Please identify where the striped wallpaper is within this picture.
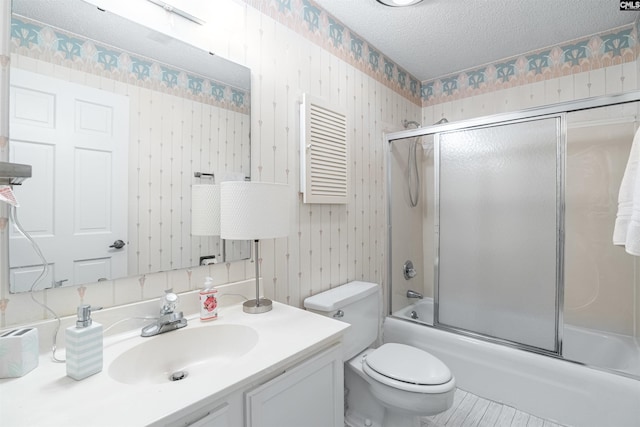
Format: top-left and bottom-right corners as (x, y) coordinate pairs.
(0, 0), (638, 329)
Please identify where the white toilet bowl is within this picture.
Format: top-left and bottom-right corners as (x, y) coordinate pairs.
(346, 343), (455, 427)
(303, 282), (456, 427)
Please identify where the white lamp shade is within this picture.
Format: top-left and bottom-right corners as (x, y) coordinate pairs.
(191, 184), (221, 236)
(220, 182), (289, 240)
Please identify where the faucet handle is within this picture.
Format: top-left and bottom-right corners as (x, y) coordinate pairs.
(160, 289), (179, 314)
(403, 260), (417, 280)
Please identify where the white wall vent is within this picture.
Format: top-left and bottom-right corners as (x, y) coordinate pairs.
(300, 93), (349, 204)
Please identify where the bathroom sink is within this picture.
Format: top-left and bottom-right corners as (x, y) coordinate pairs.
(108, 324), (259, 384)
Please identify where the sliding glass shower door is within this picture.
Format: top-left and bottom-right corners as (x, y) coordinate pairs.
(435, 117), (563, 353)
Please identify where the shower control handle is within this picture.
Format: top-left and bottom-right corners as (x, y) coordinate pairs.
(403, 260), (417, 280)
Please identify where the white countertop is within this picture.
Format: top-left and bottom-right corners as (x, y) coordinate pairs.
(0, 302), (348, 426)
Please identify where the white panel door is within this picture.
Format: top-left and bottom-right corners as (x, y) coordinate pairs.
(9, 69), (129, 291)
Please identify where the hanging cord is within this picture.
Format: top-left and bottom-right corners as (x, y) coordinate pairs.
(9, 206), (65, 363)
(408, 137), (420, 207)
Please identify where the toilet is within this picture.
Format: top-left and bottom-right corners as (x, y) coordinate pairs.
(304, 281), (455, 427)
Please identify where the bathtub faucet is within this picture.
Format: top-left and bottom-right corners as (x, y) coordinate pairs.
(406, 290), (423, 299)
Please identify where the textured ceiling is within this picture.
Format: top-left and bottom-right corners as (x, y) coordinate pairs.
(313, 0), (639, 82)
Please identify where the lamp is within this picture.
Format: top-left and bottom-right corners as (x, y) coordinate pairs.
(220, 181), (289, 313)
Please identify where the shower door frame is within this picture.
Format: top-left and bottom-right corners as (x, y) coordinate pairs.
(385, 90), (640, 358)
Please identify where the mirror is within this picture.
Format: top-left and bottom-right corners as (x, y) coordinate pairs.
(8, 0), (251, 293)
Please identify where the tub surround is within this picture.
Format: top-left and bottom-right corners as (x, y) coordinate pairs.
(0, 289), (348, 426)
(393, 298), (640, 377)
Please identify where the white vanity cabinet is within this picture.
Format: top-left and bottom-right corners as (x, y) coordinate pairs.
(1, 301), (349, 426)
(245, 344), (344, 427)
(158, 343), (343, 427)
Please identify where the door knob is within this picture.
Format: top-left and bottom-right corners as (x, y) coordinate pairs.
(109, 239), (126, 249)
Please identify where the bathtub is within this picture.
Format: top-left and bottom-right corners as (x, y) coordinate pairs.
(386, 299), (640, 427)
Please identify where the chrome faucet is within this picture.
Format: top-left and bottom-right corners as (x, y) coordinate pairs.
(406, 289), (423, 299)
(141, 289), (188, 337)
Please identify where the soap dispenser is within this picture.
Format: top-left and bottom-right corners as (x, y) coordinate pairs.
(199, 277), (218, 321)
(65, 304), (103, 380)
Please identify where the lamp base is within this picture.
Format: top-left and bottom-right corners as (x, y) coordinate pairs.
(243, 298), (273, 314)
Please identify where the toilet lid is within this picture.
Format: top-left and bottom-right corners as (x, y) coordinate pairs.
(365, 343), (452, 385)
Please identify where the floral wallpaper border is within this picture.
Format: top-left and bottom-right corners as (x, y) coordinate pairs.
(13, 3), (636, 112)
(10, 16), (250, 114)
(240, 1), (639, 109)
(420, 24), (639, 106)
(241, 0), (423, 105)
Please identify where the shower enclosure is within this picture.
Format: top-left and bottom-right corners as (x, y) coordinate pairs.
(387, 92), (640, 378)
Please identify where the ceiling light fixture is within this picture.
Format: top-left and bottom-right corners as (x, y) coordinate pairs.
(376, 0), (424, 6)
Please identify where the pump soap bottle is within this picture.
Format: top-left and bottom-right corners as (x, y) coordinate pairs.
(199, 277), (218, 321)
(66, 304), (103, 380)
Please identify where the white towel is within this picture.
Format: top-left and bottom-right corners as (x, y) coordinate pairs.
(613, 127), (640, 255)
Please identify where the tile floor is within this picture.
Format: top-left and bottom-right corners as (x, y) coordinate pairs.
(422, 389), (565, 427)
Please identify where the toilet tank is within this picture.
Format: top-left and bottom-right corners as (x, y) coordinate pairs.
(304, 281), (379, 360)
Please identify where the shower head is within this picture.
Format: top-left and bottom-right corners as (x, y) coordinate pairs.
(403, 120), (421, 129)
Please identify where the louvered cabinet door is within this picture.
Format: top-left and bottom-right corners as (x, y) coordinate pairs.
(300, 94), (349, 204)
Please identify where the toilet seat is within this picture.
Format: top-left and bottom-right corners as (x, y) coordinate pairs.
(363, 343), (454, 394)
